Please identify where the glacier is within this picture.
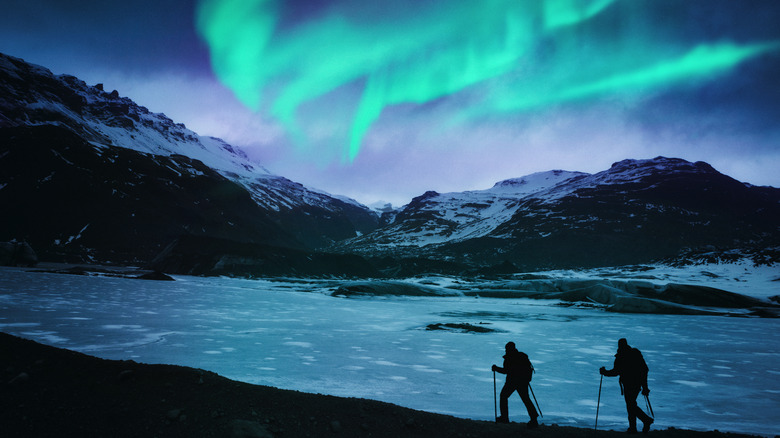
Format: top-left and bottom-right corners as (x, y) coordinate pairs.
(0, 265), (778, 436)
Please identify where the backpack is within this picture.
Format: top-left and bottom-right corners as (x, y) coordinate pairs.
(624, 347), (648, 381)
(517, 351), (534, 382)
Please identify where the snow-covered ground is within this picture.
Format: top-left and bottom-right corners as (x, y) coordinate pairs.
(510, 262), (780, 300)
(1, 265), (778, 436)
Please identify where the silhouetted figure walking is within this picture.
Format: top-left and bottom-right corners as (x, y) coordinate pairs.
(600, 338), (654, 434)
(492, 342), (538, 428)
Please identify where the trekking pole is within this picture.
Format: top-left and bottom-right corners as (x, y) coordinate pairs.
(493, 370), (497, 420)
(595, 374), (603, 430)
(645, 394), (654, 418)
(529, 383), (543, 418)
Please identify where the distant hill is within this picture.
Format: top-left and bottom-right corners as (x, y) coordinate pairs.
(335, 157), (780, 271)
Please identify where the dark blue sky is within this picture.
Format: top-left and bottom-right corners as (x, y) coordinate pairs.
(2, 0), (779, 206)
(1, 1), (207, 74)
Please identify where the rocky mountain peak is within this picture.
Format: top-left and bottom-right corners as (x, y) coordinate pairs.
(1, 52), (380, 262)
(606, 156), (720, 180)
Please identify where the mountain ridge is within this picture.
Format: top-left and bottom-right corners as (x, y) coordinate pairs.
(336, 156), (779, 270)
(0, 52), (379, 261)
(0, 52), (374, 212)
(1, 52), (777, 273)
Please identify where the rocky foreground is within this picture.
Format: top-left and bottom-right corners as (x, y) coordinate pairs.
(1, 333), (766, 438)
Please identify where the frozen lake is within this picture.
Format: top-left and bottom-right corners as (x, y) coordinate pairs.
(1, 266), (779, 436)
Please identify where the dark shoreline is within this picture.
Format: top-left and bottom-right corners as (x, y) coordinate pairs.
(1, 332), (766, 438)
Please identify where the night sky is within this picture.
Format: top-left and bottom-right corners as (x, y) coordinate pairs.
(2, 0), (779, 206)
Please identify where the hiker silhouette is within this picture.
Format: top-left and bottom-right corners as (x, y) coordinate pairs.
(600, 338), (654, 434)
(492, 341), (539, 428)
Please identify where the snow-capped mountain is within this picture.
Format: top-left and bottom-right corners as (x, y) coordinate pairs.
(0, 52), (377, 263)
(338, 157), (779, 270)
(348, 170), (586, 247)
(0, 53), (368, 213)
(2, 52), (777, 272)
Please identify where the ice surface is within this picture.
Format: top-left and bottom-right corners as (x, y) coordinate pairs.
(1, 266), (778, 436)
(524, 263), (779, 300)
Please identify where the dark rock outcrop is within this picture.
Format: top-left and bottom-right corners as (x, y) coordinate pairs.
(0, 125), (299, 264)
(0, 241), (38, 266)
(149, 235), (380, 278)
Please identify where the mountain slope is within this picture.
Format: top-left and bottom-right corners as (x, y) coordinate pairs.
(2, 52), (776, 273)
(0, 52), (378, 262)
(1, 124), (298, 262)
(350, 170), (586, 247)
(338, 157), (780, 270)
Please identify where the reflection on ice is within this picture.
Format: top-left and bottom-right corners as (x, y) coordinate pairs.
(341, 365), (364, 371)
(575, 346), (612, 356)
(411, 365), (442, 373)
(576, 399), (599, 407)
(0, 322), (40, 328)
(283, 341), (313, 348)
(19, 330), (68, 344)
(673, 380), (709, 388)
(0, 267), (779, 436)
(703, 410), (740, 417)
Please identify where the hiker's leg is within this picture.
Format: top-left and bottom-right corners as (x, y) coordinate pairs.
(499, 384), (513, 419)
(518, 384), (538, 419)
(624, 385), (640, 429)
(632, 393), (652, 425)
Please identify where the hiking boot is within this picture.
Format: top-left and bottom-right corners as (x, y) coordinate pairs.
(626, 426), (638, 434)
(527, 418), (539, 429)
(642, 418), (654, 433)
(495, 416), (509, 423)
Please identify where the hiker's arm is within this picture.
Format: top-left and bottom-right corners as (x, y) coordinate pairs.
(492, 364), (506, 374)
(600, 360), (620, 377)
(599, 366), (617, 376)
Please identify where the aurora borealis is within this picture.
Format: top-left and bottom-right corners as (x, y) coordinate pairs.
(2, 0), (779, 206)
(196, 0), (780, 162)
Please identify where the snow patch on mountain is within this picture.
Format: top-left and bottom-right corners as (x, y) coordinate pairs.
(0, 52), (368, 213)
(527, 261), (780, 300)
(345, 170), (587, 248)
(339, 156), (779, 264)
(490, 169), (588, 195)
(529, 157), (720, 202)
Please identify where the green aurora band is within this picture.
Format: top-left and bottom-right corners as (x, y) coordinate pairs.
(196, 0), (779, 162)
